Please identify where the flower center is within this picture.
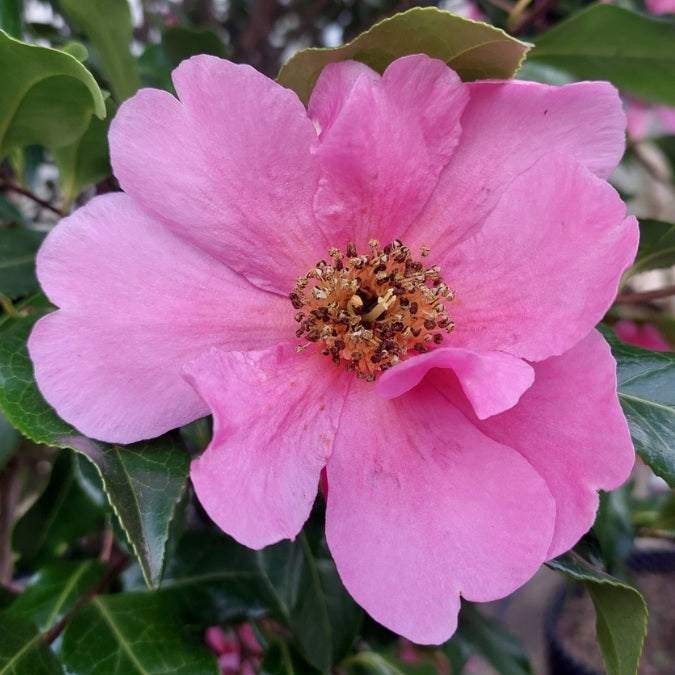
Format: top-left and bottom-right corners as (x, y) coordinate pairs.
(290, 239), (455, 380)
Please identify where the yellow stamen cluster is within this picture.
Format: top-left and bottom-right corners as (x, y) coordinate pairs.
(290, 239), (455, 380)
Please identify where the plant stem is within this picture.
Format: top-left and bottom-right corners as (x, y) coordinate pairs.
(44, 553), (130, 645)
(615, 285), (675, 304)
(0, 181), (62, 216)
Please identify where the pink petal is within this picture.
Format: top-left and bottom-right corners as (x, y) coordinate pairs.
(110, 55), (326, 294)
(325, 383), (555, 644)
(28, 193), (289, 443)
(187, 344), (347, 549)
(646, 0), (675, 14)
(376, 347), (534, 419)
(614, 320), (671, 352)
(442, 154), (638, 361)
(308, 55), (468, 250)
(470, 331), (635, 559)
(406, 78), (626, 251)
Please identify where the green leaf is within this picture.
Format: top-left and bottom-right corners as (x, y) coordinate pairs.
(12, 451), (104, 566)
(148, 530), (270, 624)
(628, 219), (675, 277)
(147, 527), (361, 669)
(0, 194), (30, 226)
(0, 0), (22, 39)
(60, 0), (141, 102)
(257, 532), (363, 671)
(594, 487), (634, 575)
(260, 640), (313, 675)
(61, 41), (89, 63)
(6, 560), (106, 632)
(0, 611), (64, 675)
(277, 7), (528, 105)
(0, 31), (105, 158)
(0, 309), (190, 587)
(0, 410), (21, 470)
(0, 228), (44, 299)
(342, 651), (437, 675)
(529, 5), (675, 106)
(162, 26), (227, 68)
(548, 551), (647, 675)
(52, 98), (114, 208)
(600, 326), (675, 487)
(453, 603), (533, 675)
(60, 593), (219, 675)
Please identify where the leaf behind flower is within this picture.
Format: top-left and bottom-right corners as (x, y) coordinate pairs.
(278, 7), (528, 105)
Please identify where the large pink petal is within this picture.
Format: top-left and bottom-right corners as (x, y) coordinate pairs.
(325, 382), (555, 644)
(406, 78), (626, 251)
(28, 193), (289, 443)
(308, 55), (468, 250)
(442, 154), (638, 361)
(376, 347), (534, 419)
(110, 55), (325, 294)
(187, 344), (348, 549)
(469, 331), (635, 559)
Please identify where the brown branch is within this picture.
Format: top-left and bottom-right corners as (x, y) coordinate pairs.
(0, 181), (62, 216)
(615, 284), (675, 304)
(44, 553), (130, 645)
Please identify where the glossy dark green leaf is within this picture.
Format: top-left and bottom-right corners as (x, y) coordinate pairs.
(0, 31), (105, 158)
(52, 98), (114, 209)
(257, 532), (362, 671)
(628, 219), (675, 277)
(6, 560), (106, 631)
(548, 551), (647, 675)
(0, 587), (17, 611)
(60, 593), (219, 675)
(0, 228), (44, 299)
(453, 602), (533, 675)
(278, 7), (528, 105)
(600, 326), (675, 487)
(0, 309), (190, 587)
(138, 26), (228, 93)
(0, 0), (22, 39)
(529, 5), (675, 105)
(162, 26), (227, 67)
(138, 43), (173, 91)
(148, 529), (270, 625)
(594, 487), (634, 576)
(260, 640), (313, 675)
(0, 194), (30, 226)
(0, 611), (63, 675)
(12, 451), (103, 566)
(342, 651), (437, 675)
(0, 410), (21, 470)
(441, 632), (472, 675)
(144, 526), (361, 669)
(60, 0), (141, 102)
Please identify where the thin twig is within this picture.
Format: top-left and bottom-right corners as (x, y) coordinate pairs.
(44, 553), (130, 645)
(0, 181), (62, 216)
(615, 284), (675, 304)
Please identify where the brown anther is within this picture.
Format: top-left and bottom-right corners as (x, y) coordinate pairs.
(290, 240), (455, 380)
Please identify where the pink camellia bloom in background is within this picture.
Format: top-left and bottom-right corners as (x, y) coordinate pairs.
(626, 98), (675, 140)
(205, 625), (261, 675)
(646, 0), (675, 14)
(614, 320), (671, 351)
(28, 53), (638, 643)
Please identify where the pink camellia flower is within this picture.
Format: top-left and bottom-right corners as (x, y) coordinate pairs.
(646, 0), (675, 14)
(28, 53), (638, 643)
(614, 320), (671, 351)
